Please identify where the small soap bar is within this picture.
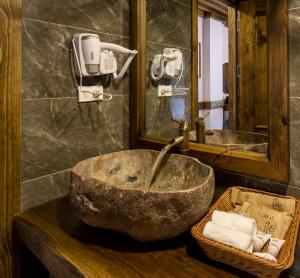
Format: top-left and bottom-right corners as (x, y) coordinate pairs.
(253, 231), (271, 252)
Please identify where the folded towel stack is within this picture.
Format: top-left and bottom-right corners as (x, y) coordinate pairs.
(203, 210), (257, 252)
(212, 210), (257, 237)
(203, 221), (254, 252)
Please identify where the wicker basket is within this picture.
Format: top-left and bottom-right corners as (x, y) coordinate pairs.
(191, 186), (300, 278)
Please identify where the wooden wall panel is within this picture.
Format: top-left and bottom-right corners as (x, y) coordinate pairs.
(0, 0), (21, 277)
(129, 0), (147, 146)
(254, 14), (268, 132)
(238, 0), (268, 134)
(238, 0), (255, 132)
(192, 0), (199, 128)
(268, 0), (289, 181)
(228, 6), (237, 130)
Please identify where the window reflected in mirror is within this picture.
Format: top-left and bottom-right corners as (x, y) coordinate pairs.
(193, 0), (268, 154)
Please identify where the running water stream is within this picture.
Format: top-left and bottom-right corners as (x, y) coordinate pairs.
(145, 139), (179, 189)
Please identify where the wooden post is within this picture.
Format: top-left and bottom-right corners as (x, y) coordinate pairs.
(191, 0), (199, 128)
(0, 0), (21, 276)
(129, 0), (147, 147)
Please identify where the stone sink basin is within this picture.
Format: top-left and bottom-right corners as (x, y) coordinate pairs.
(190, 129), (268, 154)
(69, 149), (214, 242)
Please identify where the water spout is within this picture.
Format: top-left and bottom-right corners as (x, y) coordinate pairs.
(146, 137), (184, 189)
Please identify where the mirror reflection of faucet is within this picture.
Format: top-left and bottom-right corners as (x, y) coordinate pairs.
(171, 118), (189, 153)
(195, 112), (210, 144)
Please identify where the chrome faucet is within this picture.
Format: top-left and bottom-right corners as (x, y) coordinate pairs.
(171, 119), (189, 153)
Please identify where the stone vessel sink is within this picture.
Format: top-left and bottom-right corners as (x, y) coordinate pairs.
(69, 149), (214, 242)
(190, 129), (268, 154)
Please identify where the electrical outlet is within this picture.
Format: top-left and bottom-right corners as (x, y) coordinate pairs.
(78, 86), (104, 103)
(158, 85), (172, 97)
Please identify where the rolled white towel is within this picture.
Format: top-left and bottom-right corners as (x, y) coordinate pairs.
(212, 210), (257, 237)
(203, 221), (253, 252)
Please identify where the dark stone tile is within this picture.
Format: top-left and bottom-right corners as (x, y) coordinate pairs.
(289, 0), (300, 9)
(214, 169), (289, 195)
(289, 9), (300, 97)
(215, 169), (247, 188)
(242, 176), (289, 195)
(146, 94), (179, 139)
(290, 98), (300, 162)
(283, 231), (300, 278)
(174, 0), (191, 7)
(146, 0), (191, 48)
(21, 96), (129, 181)
(22, 19), (129, 99)
(287, 185), (300, 198)
(21, 170), (70, 210)
(212, 183), (231, 203)
(145, 93), (192, 139)
(290, 160), (300, 189)
(23, 0), (129, 37)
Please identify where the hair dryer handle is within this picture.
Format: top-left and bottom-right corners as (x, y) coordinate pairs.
(99, 42), (137, 55)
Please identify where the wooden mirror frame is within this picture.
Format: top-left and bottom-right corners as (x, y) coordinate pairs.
(130, 0), (289, 183)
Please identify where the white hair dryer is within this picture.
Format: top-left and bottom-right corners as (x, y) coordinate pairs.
(72, 33), (137, 102)
(150, 48), (183, 81)
(73, 33), (137, 79)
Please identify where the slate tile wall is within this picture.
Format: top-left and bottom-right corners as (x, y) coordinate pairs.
(288, 1), (300, 202)
(21, 0), (130, 210)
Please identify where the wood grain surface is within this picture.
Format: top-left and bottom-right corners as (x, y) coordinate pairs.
(192, 0), (199, 129)
(14, 197), (255, 278)
(0, 0), (21, 277)
(268, 0), (289, 182)
(129, 0), (147, 147)
(228, 5), (237, 130)
(238, 0), (255, 132)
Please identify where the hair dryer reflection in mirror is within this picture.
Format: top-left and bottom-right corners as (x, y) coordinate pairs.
(150, 48), (189, 98)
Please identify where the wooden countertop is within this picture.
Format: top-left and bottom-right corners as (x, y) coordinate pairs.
(14, 197), (254, 278)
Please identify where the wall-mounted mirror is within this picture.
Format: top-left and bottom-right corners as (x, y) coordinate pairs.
(130, 0), (288, 182)
(145, 0), (269, 155)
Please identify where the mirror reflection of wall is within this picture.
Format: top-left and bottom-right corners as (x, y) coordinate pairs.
(238, 0), (268, 134)
(198, 13), (229, 130)
(145, 0), (192, 140)
(197, 0), (268, 134)
(193, 0), (268, 154)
